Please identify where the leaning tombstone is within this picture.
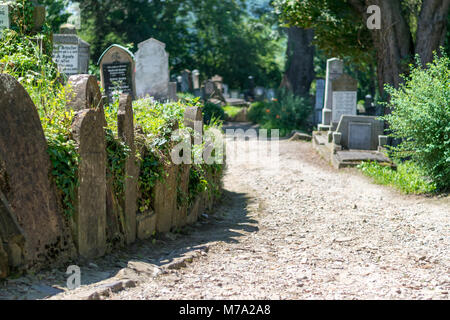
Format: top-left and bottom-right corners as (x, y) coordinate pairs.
(98, 44), (136, 101)
(117, 94), (139, 245)
(0, 74), (75, 271)
(53, 24), (90, 77)
(71, 109), (107, 259)
(319, 58), (344, 131)
(135, 38), (170, 100)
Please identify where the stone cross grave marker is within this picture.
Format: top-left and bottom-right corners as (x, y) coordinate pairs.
(135, 38), (169, 100)
(331, 73), (357, 124)
(321, 58), (344, 128)
(98, 44), (136, 101)
(53, 24), (90, 76)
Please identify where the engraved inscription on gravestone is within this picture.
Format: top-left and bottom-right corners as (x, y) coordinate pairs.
(332, 91), (357, 123)
(99, 45), (136, 100)
(102, 62), (133, 98)
(53, 44), (79, 75)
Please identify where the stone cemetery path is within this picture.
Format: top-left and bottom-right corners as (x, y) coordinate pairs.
(1, 123), (449, 300)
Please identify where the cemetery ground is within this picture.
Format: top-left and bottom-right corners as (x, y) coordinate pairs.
(1, 123), (448, 300)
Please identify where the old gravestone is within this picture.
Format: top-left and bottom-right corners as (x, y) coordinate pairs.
(168, 82), (178, 102)
(319, 58), (344, 130)
(66, 74), (104, 112)
(331, 74), (357, 126)
(0, 74), (75, 269)
(212, 75), (223, 93)
(181, 69), (192, 93)
(53, 24), (90, 76)
(98, 44), (136, 101)
(192, 70), (201, 97)
(71, 109), (107, 259)
(314, 79), (325, 125)
(0, 3), (9, 34)
(135, 38), (169, 100)
(117, 94), (139, 245)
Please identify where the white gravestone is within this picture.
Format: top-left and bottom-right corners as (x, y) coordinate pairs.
(0, 4), (9, 33)
(332, 91), (357, 122)
(330, 74), (358, 125)
(135, 38), (169, 100)
(320, 58), (344, 129)
(53, 44), (79, 75)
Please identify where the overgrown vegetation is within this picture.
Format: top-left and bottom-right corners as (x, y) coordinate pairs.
(382, 53), (450, 191)
(248, 89), (312, 136)
(358, 161), (437, 194)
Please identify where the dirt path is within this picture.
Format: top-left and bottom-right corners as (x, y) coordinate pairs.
(1, 123), (449, 300)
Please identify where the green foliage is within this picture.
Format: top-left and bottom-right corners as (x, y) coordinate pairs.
(203, 102), (226, 124)
(358, 161), (437, 194)
(105, 128), (130, 202)
(0, 3), (79, 216)
(273, 0), (374, 66)
(78, 0), (285, 89)
(382, 53), (450, 190)
(248, 89), (313, 136)
(223, 106), (242, 118)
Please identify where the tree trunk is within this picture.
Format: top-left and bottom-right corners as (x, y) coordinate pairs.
(415, 0), (450, 65)
(280, 27), (315, 96)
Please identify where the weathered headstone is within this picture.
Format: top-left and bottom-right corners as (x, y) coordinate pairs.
(168, 82), (178, 101)
(98, 44), (136, 101)
(135, 38), (169, 100)
(53, 24), (90, 76)
(266, 89), (275, 100)
(66, 74), (104, 112)
(181, 70), (192, 93)
(117, 94), (138, 245)
(184, 106), (204, 146)
(203, 80), (215, 98)
(314, 79), (325, 125)
(319, 58), (344, 130)
(0, 74), (75, 269)
(0, 3), (10, 34)
(230, 90), (239, 99)
(212, 75), (223, 92)
(331, 74), (357, 125)
(71, 109), (107, 259)
(222, 84), (230, 98)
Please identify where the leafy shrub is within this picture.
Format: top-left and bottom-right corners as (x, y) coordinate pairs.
(202, 102), (225, 124)
(383, 53), (450, 190)
(358, 161), (437, 194)
(247, 89), (312, 136)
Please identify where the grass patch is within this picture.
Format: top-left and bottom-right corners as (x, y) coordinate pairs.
(358, 161), (437, 194)
(223, 106), (243, 118)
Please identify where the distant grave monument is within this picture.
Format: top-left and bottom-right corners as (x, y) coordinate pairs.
(53, 24), (90, 76)
(98, 44), (136, 101)
(181, 70), (192, 93)
(319, 58), (344, 130)
(314, 79), (325, 125)
(135, 38), (169, 100)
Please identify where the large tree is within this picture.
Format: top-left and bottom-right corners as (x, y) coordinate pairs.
(280, 27), (315, 96)
(275, 0), (450, 97)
